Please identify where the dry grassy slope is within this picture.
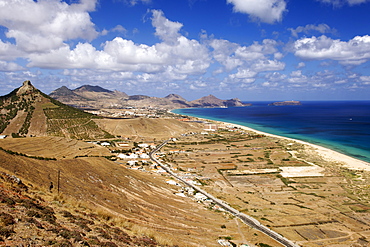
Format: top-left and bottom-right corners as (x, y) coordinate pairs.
(94, 118), (204, 139)
(0, 149), (244, 246)
(0, 172), (165, 246)
(2, 110), (27, 135)
(27, 95), (49, 136)
(0, 136), (111, 159)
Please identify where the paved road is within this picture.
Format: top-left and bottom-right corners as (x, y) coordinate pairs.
(149, 139), (300, 247)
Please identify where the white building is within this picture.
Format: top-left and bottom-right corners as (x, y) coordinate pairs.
(138, 143), (149, 148)
(117, 153), (139, 159)
(194, 192), (208, 201)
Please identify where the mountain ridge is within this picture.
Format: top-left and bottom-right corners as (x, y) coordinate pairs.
(50, 85), (250, 109)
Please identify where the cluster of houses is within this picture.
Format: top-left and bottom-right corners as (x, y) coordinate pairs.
(85, 108), (160, 118)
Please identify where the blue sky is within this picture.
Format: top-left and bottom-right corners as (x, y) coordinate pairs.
(1, 0), (370, 101)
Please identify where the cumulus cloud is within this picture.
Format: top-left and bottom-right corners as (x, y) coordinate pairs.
(124, 0), (152, 6)
(293, 35), (370, 65)
(297, 62), (306, 68)
(210, 38), (282, 69)
(0, 0), (98, 53)
(152, 9), (183, 44)
(265, 72), (287, 82)
(209, 37), (285, 86)
(317, 0), (370, 6)
(359, 75), (370, 85)
(0, 61), (24, 72)
(27, 9), (211, 87)
(227, 0), (287, 24)
(288, 24), (336, 37)
(287, 70), (308, 84)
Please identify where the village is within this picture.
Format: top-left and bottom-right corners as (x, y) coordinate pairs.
(90, 121), (249, 215)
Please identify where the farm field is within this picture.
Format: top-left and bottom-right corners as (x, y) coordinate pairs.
(161, 128), (370, 246)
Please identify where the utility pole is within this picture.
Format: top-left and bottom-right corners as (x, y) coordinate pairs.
(57, 170), (60, 194)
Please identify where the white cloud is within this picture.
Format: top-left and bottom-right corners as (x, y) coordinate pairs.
(27, 10), (210, 77)
(252, 59), (285, 72)
(317, 0), (370, 6)
(227, 0), (287, 24)
(274, 52), (283, 60)
(152, 9), (183, 44)
(210, 38), (284, 82)
(293, 35), (370, 65)
(265, 72), (287, 82)
(0, 0), (98, 53)
(0, 40), (23, 60)
(297, 62), (306, 68)
(359, 75), (370, 84)
(111, 25), (128, 34)
(0, 61), (24, 72)
(288, 24), (336, 37)
(262, 81), (278, 87)
(230, 68), (258, 79)
(125, 0), (152, 6)
(335, 79), (348, 84)
(313, 82), (327, 88)
(235, 39), (278, 60)
(209, 39), (243, 71)
(287, 70), (308, 84)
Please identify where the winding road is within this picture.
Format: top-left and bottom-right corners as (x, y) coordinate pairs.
(149, 139), (300, 247)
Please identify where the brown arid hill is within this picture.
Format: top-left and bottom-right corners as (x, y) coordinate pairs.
(189, 95), (249, 108)
(0, 81), (113, 139)
(94, 118), (204, 141)
(50, 85), (250, 110)
(0, 144), (282, 246)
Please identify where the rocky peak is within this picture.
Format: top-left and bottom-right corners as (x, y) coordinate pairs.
(17, 80), (37, 96)
(165, 94), (187, 101)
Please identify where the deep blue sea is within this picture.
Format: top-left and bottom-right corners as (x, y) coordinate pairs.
(173, 101), (370, 163)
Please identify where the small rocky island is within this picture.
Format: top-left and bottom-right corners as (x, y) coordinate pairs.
(269, 100), (302, 106)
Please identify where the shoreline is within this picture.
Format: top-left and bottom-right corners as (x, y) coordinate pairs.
(172, 110), (370, 172)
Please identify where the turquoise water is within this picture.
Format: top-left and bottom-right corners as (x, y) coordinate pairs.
(173, 101), (370, 163)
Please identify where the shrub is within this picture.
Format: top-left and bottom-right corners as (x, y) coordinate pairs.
(0, 226), (14, 238)
(0, 213), (15, 226)
(101, 242), (118, 247)
(54, 240), (73, 247)
(26, 217), (44, 229)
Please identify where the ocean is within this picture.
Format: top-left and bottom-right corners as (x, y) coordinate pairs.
(173, 101), (370, 163)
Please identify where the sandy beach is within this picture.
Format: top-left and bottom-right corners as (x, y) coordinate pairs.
(181, 113), (370, 172)
(225, 121), (370, 172)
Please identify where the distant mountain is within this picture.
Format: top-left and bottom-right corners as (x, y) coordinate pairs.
(190, 94), (224, 107)
(74, 85), (113, 93)
(0, 81), (113, 139)
(50, 85), (129, 109)
(50, 85), (250, 109)
(164, 93), (187, 101)
(49, 86), (88, 102)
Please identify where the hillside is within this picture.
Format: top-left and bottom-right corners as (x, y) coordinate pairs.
(0, 81), (113, 139)
(0, 144), (262, 246)
(94, 118), (204, 140)
(50, 85), (249, 110)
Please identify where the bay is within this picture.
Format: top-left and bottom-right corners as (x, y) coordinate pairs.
(173, 101), (370, 163)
